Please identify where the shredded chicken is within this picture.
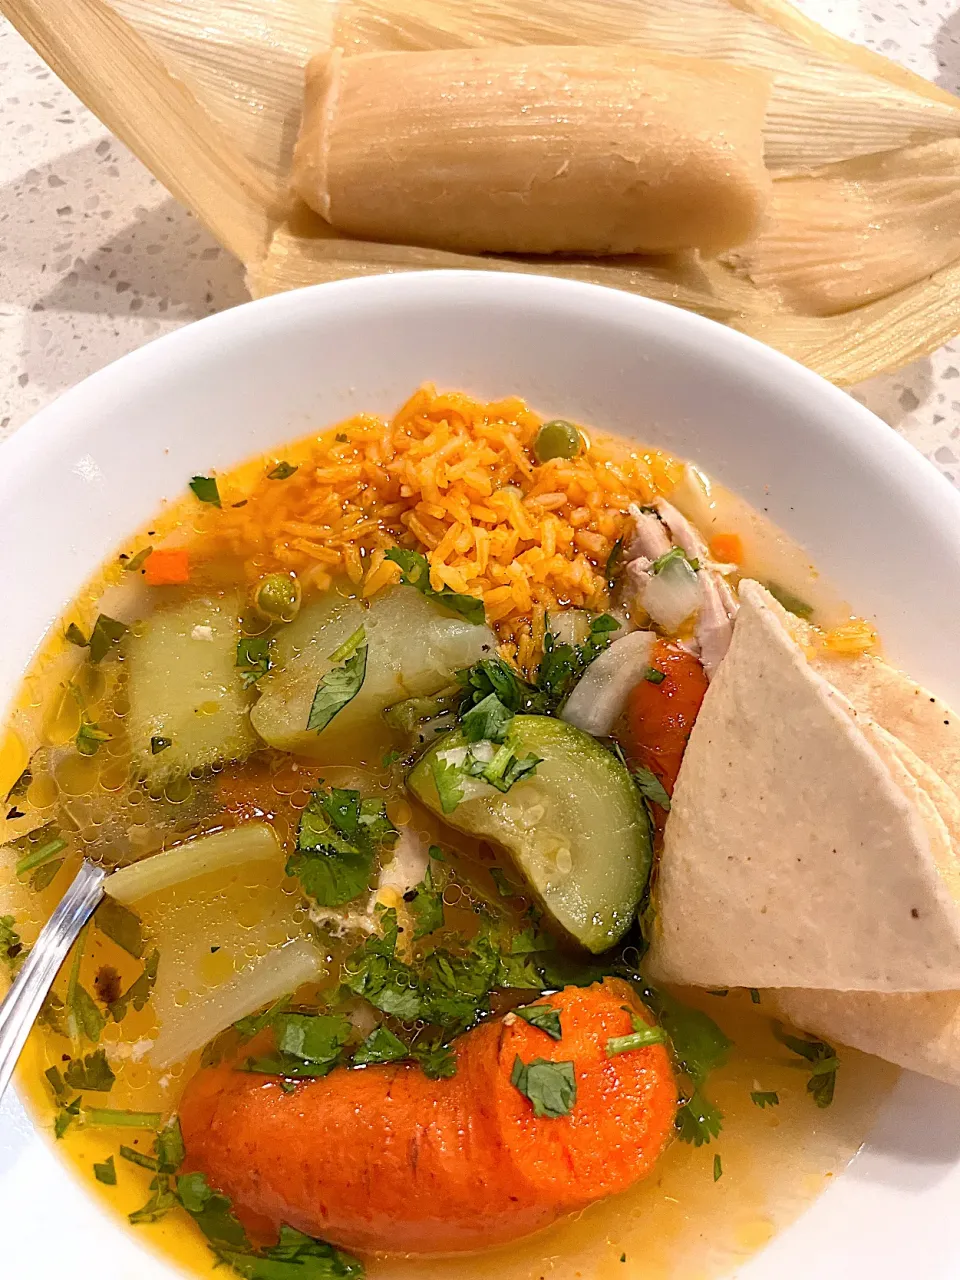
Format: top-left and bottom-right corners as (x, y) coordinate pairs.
(625, 503), (672, 561)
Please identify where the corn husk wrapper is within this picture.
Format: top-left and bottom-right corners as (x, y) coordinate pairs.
(7, 0), (960, 383)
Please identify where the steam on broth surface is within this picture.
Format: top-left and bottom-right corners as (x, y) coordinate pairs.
(0, 388), (895, 1280)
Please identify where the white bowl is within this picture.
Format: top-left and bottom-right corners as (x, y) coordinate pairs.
(3, 271), (960, 1278)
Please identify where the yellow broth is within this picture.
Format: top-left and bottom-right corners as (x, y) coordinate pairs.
(0, 393), (894, 1280)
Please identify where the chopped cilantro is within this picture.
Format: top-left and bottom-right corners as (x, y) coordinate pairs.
(0, 914), (23, 968)
(413, 1040), (457, 1080)
(31, 858), (64, 892)
(751, 1090), (780, 1109)
(630, 766), (672, 812)
(461, 692), (514, 745)
(429, 754), (464, 814)
(605, 535), (624, 584)
(644, 667), (666, 685)
(109, 950), (159, 1022)
(88, 614), (128, 664)
(65, 622), (88, 647)
(120, 1144), (162, 1172)
(510, 1056), (576, 1118)
(288, 785), (396, 908)
(95, 898), (143, 958)
(606, 1017), (667, 1057)
(267, 462), (298, 480)
(129, 1182), (178, 1225)
(76, 718), (112, 756)
(341, 910), (423, 1022)
(773, 1024), (839, 1107)
(236, 635), (273, 688)
(490, 867), (519, 898)
(479, 744), (542, 793)
(385, 547), (485, 625)
(352, 1026), (407, 1067)
(535, 614), (618, 709)
(749, 988), (761, 1004)
(178, 1171), (249, 1249)
(766, 583), (814, 620)
(150, 735), (172, 754)
(244, 1012), (351, 1079)
(457, 656), (539, 714)
(189, 475), (221, 507)
(714, 1153), (723, 1182)
(86, 1108), (163, 1129)
(651, 546), (699, 575)
(406, 862), (445, 941)
(307, 628), (367, 733)
(123, 546), (153, 573)
(381, 749), (402, 768)
(64, 1047), (116, 1092)
(675, 1089), (723, 1146)
(15, 828), (67, 878)
(217, 1222), (364, 1280)
(93, 1155), (117, 1185)
(54, 1095), (82, 1139)
(66, 923), (104, 1044)
(516, 1004), (562, 1041)
(234, 996), (290, 1042)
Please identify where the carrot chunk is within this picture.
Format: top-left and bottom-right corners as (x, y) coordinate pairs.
(144, 548), (190, 586)
(708, 532), (743, 563)
(624, 639), (708, 795)
(178, 979), (677, 1254)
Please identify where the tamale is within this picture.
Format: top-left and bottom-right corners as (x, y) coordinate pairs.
(292, 45), (772, 257)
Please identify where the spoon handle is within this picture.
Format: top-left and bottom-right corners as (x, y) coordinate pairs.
(0, 860), (106, 1103)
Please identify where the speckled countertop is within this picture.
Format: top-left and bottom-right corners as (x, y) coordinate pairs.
(2, 0), (960, 483)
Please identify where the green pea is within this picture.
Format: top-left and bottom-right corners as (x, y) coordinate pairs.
(534, 419), (582, 463)
(255, 573), (301, 624)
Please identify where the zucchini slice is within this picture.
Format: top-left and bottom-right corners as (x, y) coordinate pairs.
(408, 715), (651, 952)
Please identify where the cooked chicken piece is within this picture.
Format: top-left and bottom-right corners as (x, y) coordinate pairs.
(626, 504), (672, 562)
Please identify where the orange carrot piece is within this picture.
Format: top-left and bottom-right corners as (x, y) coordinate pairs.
(178, 979), (677, 1254)
(143, 547), (190, 586)
(708, 532), (743, 563)
(624, 639), (708, 795)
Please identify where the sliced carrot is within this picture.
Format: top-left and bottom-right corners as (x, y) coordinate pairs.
(178, 979), (677, 1254)
(624, 639), (708, 795)
(708, 532), (743, 564)
(143, 548), (190, 586)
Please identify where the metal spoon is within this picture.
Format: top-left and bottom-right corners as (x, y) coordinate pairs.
(0, 860), (106, 1103)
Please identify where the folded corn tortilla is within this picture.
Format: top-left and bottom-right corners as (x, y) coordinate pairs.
(647, 579), (960, 991)
(769, 986), (960, 1088)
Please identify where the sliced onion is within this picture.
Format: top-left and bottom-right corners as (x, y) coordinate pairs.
(561, 631), (657, 737)
(107, 822), (282, 904)
(149, 937), (322, 1068)
(640, 555), (701, 633)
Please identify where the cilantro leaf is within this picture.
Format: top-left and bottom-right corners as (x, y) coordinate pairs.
(288, 786), (396, 908)
(150, 735), (172, 754)
(64, 1047), (116, 1092)
(93, 1155), (117, 1185)
(267, 462), (298, 480)
(675, 1089), (723, 1145)
(631, 766), (672, 812)
(510, 1056), (576, 1118)
(54, 1095), (83, 1139)
(95, 898), (144, 959)
(234, 996), (290, 1042)
(766, 583), (814, 620)
(0, 914), (23, 968)
(751, 1090), (780, 1109)
(14, 825), (68, 878)
(535, 613), (619, 710)
(489, 867), (519, 899)
(429, 755), (464, 814)
(76, 718), (112, 756)
(605, 536), (624, 584)
(109, 949), (159, 1022)
(65, 622), (88, 647)
(341, 911), (423, 1021)
(606, 1017), (668, 1057)
(307, 630), (367, 733)
(714, 1153), (723, 1182)
(129, 1182), (178, 1225)
(216, 1222), (364, 1280)
(189, 475), (221, 507)
(644, 667), (666, 685)
(419, 934), (500, 1032)
(461, 693), (514, 745)
(773, 1023), (839, 1107)
(646, 987), (732, 1086)
(385, 547), (485, 624)
(406, 862), (444, 941)
(516, 1004), (562, 1040)
(413, 1040), (457, 1080)
(123, 546), (153, 573)
(651, 546), (699, 575)
(480, 744), (542, 793)
(352, 1026), (408, 1067)
(456, 656), (541, 714)
(237, 635), (272, 689)
(88, 614), (128, 664)
(66, 923), (104, 1044)
(178, 1171), (250, 1249)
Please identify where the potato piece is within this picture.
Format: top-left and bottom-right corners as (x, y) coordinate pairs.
(250, 586), (495, 759)
(125, 595), (257, 782)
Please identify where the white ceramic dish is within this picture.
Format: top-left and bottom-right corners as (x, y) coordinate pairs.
(3, 271), (960, 1278)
